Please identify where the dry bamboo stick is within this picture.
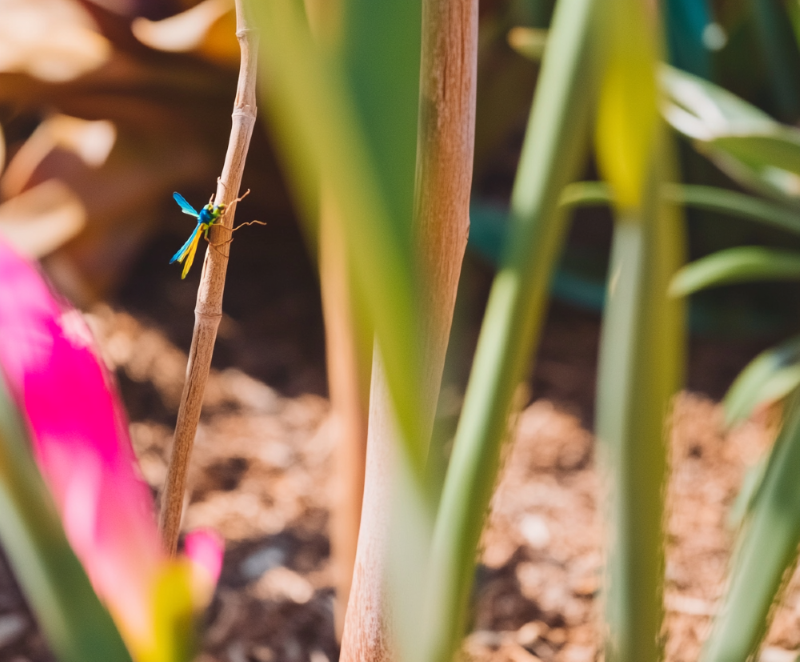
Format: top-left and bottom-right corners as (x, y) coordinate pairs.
(338, 0), (478, 657)
(159, 0), (259, 555)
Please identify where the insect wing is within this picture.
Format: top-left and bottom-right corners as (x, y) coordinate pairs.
(173, 192), (200, 218)
(170, 222), (203, 264)
(181, 227), (205, 279)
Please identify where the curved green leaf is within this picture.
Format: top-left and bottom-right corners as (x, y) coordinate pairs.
(670, 247), (800, 296)
(724, 335), (800, 428)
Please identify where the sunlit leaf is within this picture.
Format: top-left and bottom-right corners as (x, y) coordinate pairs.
(595, 0), (659, 209)
(131, 0), (238, 66)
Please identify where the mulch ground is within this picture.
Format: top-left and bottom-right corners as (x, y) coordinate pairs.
(0, 215), (796, 662)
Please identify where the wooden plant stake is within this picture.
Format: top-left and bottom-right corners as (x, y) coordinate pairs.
(338, 0), (479, 657)
(159, 0), (259, 555)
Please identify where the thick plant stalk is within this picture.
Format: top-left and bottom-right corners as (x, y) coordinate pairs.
(319, 190), (372, 638)
(338, 0), (478, 658)
(159, 0), (259, 554)
(422, 0), (599, 657)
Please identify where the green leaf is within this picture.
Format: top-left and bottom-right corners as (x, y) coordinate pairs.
(595, 144), (685, 662)
(727, 453), (769, 530)
(701, 392), (800, 662)
(724, 335), (800, 427)
(0, 372), (132, 662)
(670, 246), (800, 296)
(249, 0), (426, 470)
(660, 64), (773, 128)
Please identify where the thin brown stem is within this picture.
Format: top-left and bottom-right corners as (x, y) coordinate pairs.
(158, 0), (259, 555)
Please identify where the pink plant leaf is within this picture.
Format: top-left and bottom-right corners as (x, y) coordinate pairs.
(0, 239), (222, 660)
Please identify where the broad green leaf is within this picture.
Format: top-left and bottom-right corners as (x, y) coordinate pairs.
(670, 246), (800, 296)
(0, 372), (132, 662)
(249, 0), (426, 470)
(702, 392), (800, 662)
(423, 0), (599, 657)
(724, 335), (800, 428)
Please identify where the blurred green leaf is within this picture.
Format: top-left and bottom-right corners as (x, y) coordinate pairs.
(750, 0), (800, 122)
(702, 391), (800, 662)
(724, 335), (800, 428)
(670, 246), (800, 296)
(594, 4), (685, 662)
(664, 184), (800, 235)
(595, 147), (685, 662)
(250, 0), (426, 469)
(661, 64), (773, 127)
(727, 452), (769, 530)
(0, 372), (132, 662)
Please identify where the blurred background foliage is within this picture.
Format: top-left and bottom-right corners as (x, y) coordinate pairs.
(5, 0), (800, 341)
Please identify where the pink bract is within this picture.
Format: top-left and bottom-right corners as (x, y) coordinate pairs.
(0, 240), (222, 656)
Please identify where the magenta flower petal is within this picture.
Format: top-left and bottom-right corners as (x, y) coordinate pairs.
(0, 240), (220, 657)
(184, 529), (224, 602)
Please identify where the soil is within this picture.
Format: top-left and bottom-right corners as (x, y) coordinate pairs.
(0, 208), (797, 662)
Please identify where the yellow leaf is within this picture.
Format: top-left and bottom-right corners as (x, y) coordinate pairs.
(595, 0), (659, 211)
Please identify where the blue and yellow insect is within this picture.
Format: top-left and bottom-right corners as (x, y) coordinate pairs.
(171, 189), (260, 278)
(170, 192), (226, 279)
